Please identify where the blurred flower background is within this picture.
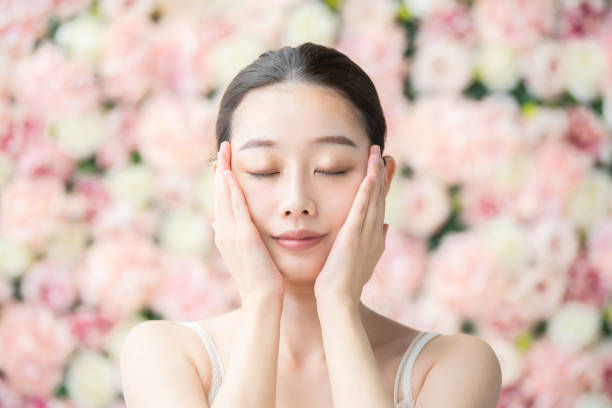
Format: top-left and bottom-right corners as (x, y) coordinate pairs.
(0, 0), (611, 406)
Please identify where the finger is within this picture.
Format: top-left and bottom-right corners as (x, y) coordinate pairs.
(364, 146), (384, 234)
(344, 146), (377, 234)
(225, 169), (255, 230)
(216, 142), (235, 224)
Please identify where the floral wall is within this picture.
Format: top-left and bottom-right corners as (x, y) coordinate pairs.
(0, 0), (611, 407)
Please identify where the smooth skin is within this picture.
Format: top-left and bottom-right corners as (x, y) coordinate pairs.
(120, 83), (502, 408)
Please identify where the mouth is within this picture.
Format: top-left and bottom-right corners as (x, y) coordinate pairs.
(272, 234), (327, 251)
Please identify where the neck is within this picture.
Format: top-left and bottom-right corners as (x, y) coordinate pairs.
(278, 281), (371, 369)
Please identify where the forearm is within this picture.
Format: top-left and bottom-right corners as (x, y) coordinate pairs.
(212, 290), (283, 408)
(317, 294), (394, 408)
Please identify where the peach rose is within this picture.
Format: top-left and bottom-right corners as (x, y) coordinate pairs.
(14, 132), (75, 182)
(21, 259), (78, 312)
(0, 176), (68, 250)
(75, 234), (163, 319)
(12, 43), (99, 122)
(133, 93), (217, 176)
(150, 253), (238, 321)
(0, 302), (76, 397)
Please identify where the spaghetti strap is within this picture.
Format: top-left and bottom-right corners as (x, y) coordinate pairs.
(179, 321), (224, 406)
(394, 331), (440, 408)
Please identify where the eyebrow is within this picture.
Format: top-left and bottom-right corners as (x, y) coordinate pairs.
(238, 135), (358, 151)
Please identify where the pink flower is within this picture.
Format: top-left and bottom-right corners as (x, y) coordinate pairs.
(50, 0), (92, 18)
(21, 259), (79, 312)
(566, 106), (612, 163)
(150, 253), (239, 321)
(473, 0), (557, 51)
(587, 217), (612, 291)
(67, 306), (118, 350)
(521, 40), (566, 100)
(519, 338), (595, 408)
(0, 176), (68, 249)
(0, 377), (23, 407)
(362, 228), (427, 315)
(70, 176), (113, 223)
(513, 140), (592, 221)
(560, 0), (610, 39)
(424, 230), (510, 319)
(400, 94), (524, 185)
(75, 234), (163, 319)
(12, 43), (99, 122)
(133, 93), (217, 176)
(95, 106), (140, 171)
(99, 14), (155, 104)
(147, 15), (216, 96)
(564, 252), (612, 308)
(0, 274), (12, 303)
(0, 0), (53, 57)
(0, 302), (76, 397)
(0, 101), (46, 160)
(14, 132), (75, 182)
(418, 3), (477, 47)
(479, 261), (568, 340)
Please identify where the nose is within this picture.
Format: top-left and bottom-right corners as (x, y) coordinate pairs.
(279, 170), (316, 218)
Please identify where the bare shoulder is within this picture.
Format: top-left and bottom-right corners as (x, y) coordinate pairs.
(120, 320), (210, 408)
(416, 333), (502, 407)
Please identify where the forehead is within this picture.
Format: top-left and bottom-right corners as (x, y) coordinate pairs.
(230, 83), (369, 150)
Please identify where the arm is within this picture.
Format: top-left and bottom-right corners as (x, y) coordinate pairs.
(317, 294), (395, 408)
(415, 334), (502, 408)
(211, 289), (284, 408)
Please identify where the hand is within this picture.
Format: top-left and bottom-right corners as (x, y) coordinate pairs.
(314, 144), (389, 304)
(212, 141), (285, 300)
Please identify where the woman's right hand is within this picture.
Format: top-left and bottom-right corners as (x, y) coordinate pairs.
(212, 140), (285, 301)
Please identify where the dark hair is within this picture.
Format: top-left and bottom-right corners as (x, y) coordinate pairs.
(210, 42), (387, 163)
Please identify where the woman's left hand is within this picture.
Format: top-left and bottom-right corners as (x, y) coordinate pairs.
(314, 144), (389, 305)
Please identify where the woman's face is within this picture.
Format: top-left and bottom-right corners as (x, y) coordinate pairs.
(224, 82), (377, 282)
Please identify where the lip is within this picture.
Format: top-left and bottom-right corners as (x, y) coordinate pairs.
(273, 235), (326, 251)
(273, 229), (325, 240)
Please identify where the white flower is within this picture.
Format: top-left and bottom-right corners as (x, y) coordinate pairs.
(575, 392), (612, 408)
(403, 0), (456, 17)
(52, 110), (107, 160)
(159, 209), (213, 256)
(476, 43), (520, 91)
(104, 313), (146, 362)
(547, 301), (601, 351)
(195, 167), (215, 218)
(562, 40), (609, 103)
(0, 237), (34, 279)
(530, 217), (579, 273)
(485, 337), (523, 387)
(208, 35), (266, 90)
(55, 13), (107, 65)
(521, 40), (565, 100)
(0, 152), (14, 187)
(386, 174), (450, 238)
(603, 97), (612, 130)
(281, 1), (339, 47)
(481, 217), (528, 275)
(569, 170), (611, 229)
(45, 222), (89, 262)
(103, 164), (155, 210)
(412, 39), (474, 94)
(66, 351), (117, 408)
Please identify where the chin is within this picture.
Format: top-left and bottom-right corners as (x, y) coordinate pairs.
(275, 256), (326, 281)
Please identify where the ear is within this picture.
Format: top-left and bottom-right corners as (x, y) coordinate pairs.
(381, 155), (396, 197)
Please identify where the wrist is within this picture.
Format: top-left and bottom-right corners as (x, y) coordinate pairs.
(316, 291), (358, 313)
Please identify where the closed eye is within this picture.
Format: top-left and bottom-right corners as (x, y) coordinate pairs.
(248, 170), (348, 179)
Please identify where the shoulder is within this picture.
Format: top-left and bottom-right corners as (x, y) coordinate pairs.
(120, 320), (210, 407)
(417, 333), (502, 407)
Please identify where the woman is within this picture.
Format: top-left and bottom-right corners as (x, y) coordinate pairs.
(120, 42), (502, 408)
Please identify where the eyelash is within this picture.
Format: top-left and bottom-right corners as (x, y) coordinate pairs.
(248, 170), (347, 179)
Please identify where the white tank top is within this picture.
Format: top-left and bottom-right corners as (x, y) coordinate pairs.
(180, 321), (439, 408)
